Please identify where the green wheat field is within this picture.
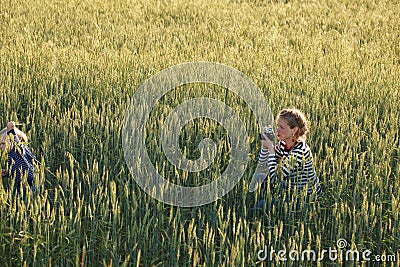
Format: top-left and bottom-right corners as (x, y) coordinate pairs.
(0, 0), (399, 266)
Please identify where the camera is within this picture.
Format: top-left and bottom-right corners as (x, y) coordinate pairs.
(259, 126), (276, 142)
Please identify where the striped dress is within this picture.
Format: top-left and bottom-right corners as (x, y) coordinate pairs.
(258, 140), (321, 196)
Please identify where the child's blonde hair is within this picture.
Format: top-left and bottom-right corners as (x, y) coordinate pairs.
(0, 127), (28, 143)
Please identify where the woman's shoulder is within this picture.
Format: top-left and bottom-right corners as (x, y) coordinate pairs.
(292, 140), (311, 153)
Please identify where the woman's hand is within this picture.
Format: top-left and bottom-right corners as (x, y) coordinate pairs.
(260, 133), (274, 151)
(7, 121), (15, 131)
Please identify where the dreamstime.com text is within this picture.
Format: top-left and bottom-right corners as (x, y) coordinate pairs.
(257, 239), (397, 263)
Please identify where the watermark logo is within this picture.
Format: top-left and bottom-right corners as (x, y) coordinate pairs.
(257, 238), (396, 263)
(122, 62), (273, 207)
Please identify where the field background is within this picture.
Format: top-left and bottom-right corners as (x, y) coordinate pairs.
(0, 0), (399, 266)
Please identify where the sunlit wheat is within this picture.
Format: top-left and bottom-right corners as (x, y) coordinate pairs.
(0, 0), (399, 266)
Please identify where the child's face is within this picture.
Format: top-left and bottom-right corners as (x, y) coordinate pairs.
(0, 137), (8, 151)
(0, 138), (5, 150)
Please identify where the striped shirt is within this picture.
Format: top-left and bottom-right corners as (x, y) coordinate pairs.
(6, 129), (36, 192)
(258, 140), (321, 196)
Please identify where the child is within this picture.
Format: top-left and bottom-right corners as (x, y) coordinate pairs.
(0, 121), (36, 197)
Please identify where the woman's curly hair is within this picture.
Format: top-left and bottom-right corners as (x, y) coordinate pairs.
(278, 108), (309, 140)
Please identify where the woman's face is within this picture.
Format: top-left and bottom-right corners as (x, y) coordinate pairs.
(276, 117), (297, 142)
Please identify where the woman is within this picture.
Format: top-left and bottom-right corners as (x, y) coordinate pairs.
(257, 108), (321, 209)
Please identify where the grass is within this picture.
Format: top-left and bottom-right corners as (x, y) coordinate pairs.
(0, 0), (399, 266)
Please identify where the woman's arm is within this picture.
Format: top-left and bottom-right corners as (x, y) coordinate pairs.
(257, 135), (278, 182)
